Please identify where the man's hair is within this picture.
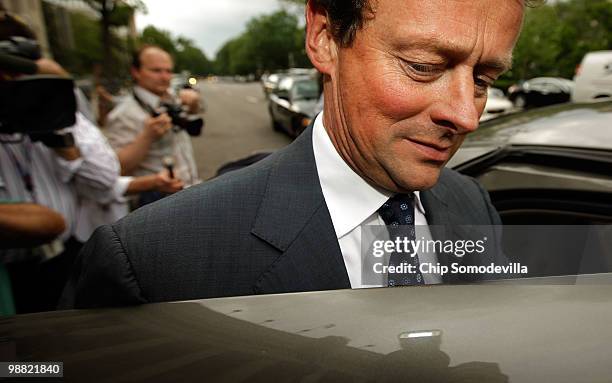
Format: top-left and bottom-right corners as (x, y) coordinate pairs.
(309, 0), (545, 47)
(131, 44), (169, 69)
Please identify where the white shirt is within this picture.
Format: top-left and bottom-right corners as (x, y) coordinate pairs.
(312, 113), (442, 287)
(0, 113), (120, 260)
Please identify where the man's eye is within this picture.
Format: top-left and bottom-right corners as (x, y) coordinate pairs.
(475, 77), (493, 95)
(406, 62), (440, 75)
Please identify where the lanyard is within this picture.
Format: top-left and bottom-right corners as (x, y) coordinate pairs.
(5, 138), (35, 195)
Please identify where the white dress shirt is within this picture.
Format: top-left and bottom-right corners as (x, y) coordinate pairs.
(312, 113), (442, 287)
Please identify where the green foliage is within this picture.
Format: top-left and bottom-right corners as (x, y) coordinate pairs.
(498, 0), (612, 88)
(69, 11), (103, 72)
(214, 10), (310, 75)
(175, 37), (213, 75)
(43, 3), (130, 81)
(48, 0), (146, 86)
(138, 26), (213, 76)
(140, 25), (177, 56)
(80, 0), (146, 17)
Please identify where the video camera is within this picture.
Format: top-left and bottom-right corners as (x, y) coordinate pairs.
(0, 36), (77, 147)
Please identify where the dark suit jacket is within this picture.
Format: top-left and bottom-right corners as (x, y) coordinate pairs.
(60, 126), (503, 309)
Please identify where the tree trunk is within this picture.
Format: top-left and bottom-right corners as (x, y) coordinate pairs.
(100, 0), (112, 88)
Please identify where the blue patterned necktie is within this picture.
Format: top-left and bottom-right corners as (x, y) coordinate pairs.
(378, 193), (424, 286)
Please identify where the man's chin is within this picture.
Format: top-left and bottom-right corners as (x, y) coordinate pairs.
(394, 166), (443, 192)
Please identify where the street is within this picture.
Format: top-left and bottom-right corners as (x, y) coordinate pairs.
(191, 80), (293, 181)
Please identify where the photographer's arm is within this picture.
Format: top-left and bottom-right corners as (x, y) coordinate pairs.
(0, 203), (66, 249)
(115, 114), (172, 176)
(36, 58), (69, 78)
(54, 114), (119, 193)
(125, 171), (183, 194)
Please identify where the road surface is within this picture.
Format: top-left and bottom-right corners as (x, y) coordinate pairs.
(190, 80), (292, 181)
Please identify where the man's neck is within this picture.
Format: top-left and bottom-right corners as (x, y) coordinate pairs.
(134, 85), (167, 107)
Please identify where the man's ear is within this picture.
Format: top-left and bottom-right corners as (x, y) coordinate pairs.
(305, 0), (337, 76)
(130, 67), (139, 82)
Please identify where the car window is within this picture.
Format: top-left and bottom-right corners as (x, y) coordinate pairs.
(291, 80), (319, 101)
(277, 78), (292, 92)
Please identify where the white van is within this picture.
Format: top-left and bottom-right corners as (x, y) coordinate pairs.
(572, 51), (612, 103)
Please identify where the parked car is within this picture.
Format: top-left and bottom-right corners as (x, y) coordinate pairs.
(268, 75), (320, 137)
(572, 50), (612, 103)
(449, 101), (612, 226)
(480, 87), (514, 121)
(3, 273), (612, 382)
(261, 73), (286, 95)
(507, 77), (574, 109)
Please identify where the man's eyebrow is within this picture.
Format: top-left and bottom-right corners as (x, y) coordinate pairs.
(395, 36), (514, 73)
(477, 56), (513, 74)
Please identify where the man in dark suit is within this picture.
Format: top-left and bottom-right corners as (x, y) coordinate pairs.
(61, 0), (527, 308)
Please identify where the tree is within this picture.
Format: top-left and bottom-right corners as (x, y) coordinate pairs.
(214, 10), (311, 75)
(498, 0), (612, 88)
(140, 25), (176, 57)
(138, 26), (212, 76)
(175, 37), (213, 75)
(77, 0), (146, 85)
(43, 2), (132, 80)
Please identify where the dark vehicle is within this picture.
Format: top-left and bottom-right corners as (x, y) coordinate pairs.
(508, 77), (574, 109)
(268, 76), (320, 137)
(449, 101), (612, 225)
(2, 274), (612, 382)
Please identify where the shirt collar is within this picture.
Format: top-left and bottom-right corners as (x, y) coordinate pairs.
(312, 113), (427, 239)
(133, 85), (163, 109)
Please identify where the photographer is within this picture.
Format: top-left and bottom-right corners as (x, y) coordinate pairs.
(0, 14), (119, 312)
(105, 45), (202, 206)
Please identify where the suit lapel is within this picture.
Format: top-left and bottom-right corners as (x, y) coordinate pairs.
(421, 176), (468, 283)
(422, 172), (494, 283)
(251, 126), (350, 294)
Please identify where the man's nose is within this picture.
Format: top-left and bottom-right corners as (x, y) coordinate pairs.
(430, 71), (480, 134)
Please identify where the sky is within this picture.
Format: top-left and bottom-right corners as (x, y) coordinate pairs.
(136, 0), (298, 58)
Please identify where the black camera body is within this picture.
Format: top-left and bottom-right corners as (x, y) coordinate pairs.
(0, 36), (41, 60)
(0, 76), (77, 142)
(0, 36), (76, 147)
(158, 101), (204, 137)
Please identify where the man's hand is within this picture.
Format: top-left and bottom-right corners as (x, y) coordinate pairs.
(36, 58), (69, 77)
(143, 114), (173, 141)
(179, 89), (202, 114)
(53, 146), (80, 161)
(154, 170), (184, 194)
(117, 114), (172, 175)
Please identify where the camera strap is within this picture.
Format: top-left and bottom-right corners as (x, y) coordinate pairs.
(132, 90), (159, 117)
(132, 90), (181, 133)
